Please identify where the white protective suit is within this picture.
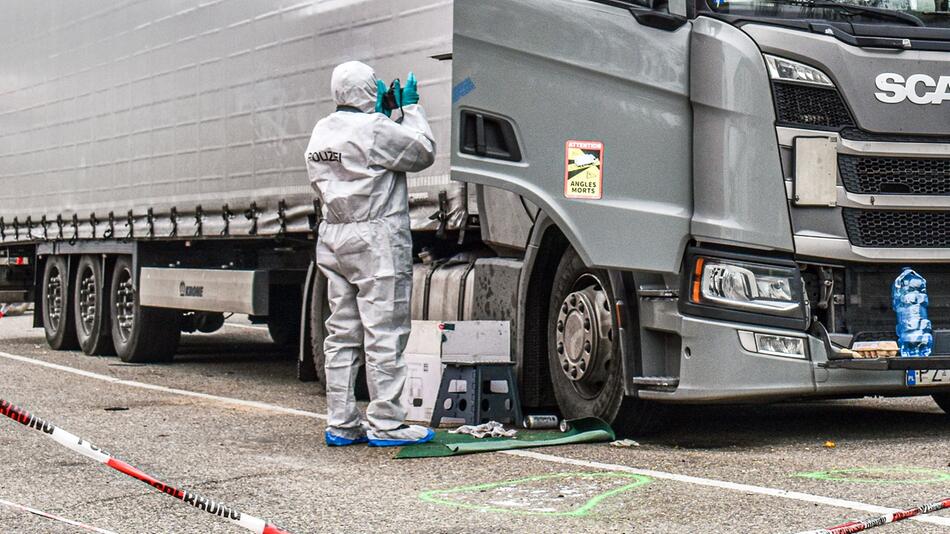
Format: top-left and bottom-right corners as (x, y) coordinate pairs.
(306, 61), (436, 438)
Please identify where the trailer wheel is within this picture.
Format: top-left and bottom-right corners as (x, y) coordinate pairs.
(41, 255), (79, 350)
(547, 247), (657, 436)
(109, 256), (180, 363)
(934, 393), (950, 414)
(74, 255), (114, 355)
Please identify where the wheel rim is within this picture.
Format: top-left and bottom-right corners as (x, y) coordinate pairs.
(555, 273), (615, 400)
(78, 265), (97, 336)
(114, 267), (135, 343)
(45, 265), (65, 333)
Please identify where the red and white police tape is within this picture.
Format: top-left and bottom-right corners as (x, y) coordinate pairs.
(0, 497), (118, 533)
(797, 497), (950, 534)
(0, 398), (290, 534)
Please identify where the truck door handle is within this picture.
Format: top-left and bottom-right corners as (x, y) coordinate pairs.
(474, 113), (487, 156)
(459, 111), (522, 162)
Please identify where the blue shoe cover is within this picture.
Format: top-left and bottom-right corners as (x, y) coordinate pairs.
(325, 430), (368, 447)
(368, 428), (436, 447)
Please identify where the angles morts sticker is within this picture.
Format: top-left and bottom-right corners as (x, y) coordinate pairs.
(564, 140), (603, 200)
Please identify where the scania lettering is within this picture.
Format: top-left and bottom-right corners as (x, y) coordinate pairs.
(875, 73), (950, 104)
(1, 0), (948, 433)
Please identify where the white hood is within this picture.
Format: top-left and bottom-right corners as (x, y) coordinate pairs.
(330, 61), (378, 113)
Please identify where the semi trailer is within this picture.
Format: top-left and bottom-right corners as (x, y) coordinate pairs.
(1, 0), (948, 433)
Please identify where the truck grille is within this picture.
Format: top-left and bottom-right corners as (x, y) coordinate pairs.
(772, 82), (854, 130)
(839, 155), (950, 195)
(843, 208), (950, 248)
(840, 128), (950, 144)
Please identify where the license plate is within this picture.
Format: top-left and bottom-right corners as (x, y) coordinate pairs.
(906, 369), (950, 386)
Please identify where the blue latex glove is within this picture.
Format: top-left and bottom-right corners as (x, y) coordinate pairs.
(401, 72), (420, 106)
(375, 79), (391, 117)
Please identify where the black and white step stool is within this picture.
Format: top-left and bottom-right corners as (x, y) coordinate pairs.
(429, 361), (523, 427)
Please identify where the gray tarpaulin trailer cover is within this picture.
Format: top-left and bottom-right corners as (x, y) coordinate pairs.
(0, 0), (462, 243)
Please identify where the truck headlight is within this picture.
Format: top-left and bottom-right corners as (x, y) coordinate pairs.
(763, 54), (833, 88)
(689, 257), (804, 318)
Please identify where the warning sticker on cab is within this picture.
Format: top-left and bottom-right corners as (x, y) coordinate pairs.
(564, 140), (603, 200)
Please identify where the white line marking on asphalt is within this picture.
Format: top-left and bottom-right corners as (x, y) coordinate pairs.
(0, 497), (119, 534)
(4, 349), (948, 528)
(501, 450), (950, 527)
(0, 351), (327, 421)
(222, 323), (269, 332)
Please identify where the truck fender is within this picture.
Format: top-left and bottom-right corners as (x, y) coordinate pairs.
(516, 211), (564, 407)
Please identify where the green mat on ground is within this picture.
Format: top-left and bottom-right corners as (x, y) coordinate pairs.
(395, 417), (614, 459)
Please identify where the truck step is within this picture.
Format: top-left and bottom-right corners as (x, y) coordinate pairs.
(821, 356), (950, 371)
(632, 376), (680, 388)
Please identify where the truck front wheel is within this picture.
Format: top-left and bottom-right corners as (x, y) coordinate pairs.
(547, 247), (657, 436)
(41, 255), (79, 350)
(74, 255), (114, 355)
(934, 393), (950, 414)
(109, 256), (180, 363)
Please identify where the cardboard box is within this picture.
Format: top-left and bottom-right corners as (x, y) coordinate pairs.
(851, 340), (899, 359)
(440, 321), (511, 364)
(401, 351), (443, 423)
(400, 321), (443, 423)
(404, 320), (444, 356)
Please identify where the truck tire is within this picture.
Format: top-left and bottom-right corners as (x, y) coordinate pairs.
(934, 393), (950, 414)
(73, 255), (114, 355)
(547, 247), (658, 436)
(299, 271), (327, 383)
(195, 312), (225, 334)
(41, 255), (79, 350)
(306, 273), (330, 387)
(109, 256), (180, 363)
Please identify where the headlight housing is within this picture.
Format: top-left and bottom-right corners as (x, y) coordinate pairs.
(682, 249), (808, 330)
(764, 55), (833, 87)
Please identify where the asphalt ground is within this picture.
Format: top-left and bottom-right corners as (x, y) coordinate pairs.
(0, 313), (948, 533)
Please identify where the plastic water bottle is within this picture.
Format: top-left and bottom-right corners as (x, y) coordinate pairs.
(892, 267), (933, 358)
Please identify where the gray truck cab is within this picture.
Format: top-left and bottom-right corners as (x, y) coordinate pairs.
(453, 0), (950, 432)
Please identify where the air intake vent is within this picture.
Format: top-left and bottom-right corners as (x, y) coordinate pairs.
(840, 155), (950, 195)
(840, 128), (950, 144)
(843, 208), (950, 248)
(772, 82), (854, 130)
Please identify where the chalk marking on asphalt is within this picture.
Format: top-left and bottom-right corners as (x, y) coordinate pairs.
(3, 349), (948, 528)
(0, 351), (327, 421)
(501, 450), (950, 527)
(0, 497), (119, 534)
